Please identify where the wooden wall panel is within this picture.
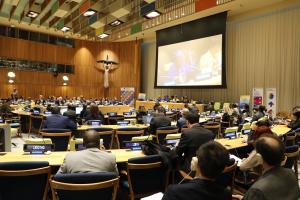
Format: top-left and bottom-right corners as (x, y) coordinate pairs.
(0, 36), (141, 99)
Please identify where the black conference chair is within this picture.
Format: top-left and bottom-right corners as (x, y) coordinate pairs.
(115, 128), (144, 149)
(125, 155), (169, 200)
(285, 132), (296, 146)
(88, 127), (114, 149)
(203, 123), (221, 138)
(0, 161), (51, 200)
(40, 129), (72, 151)
(50, 172), (119, 200)
(284, 145), (299, 177)
(156, 126), (178, 145)
(215, 159), (237, 193)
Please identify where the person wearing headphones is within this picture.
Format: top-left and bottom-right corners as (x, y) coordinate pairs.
(162, 141), (231, 200)
(287, 106), (300, 130)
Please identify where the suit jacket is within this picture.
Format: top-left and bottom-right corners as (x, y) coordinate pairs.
(63, 110), (77, 123)
(43, 114), (77, 130)
(149, 115), (171, 134)
(244, 167), (300, 200)
(162, 178), (231, 200)
(57, 148), (118, 174)
(288, 120), (300, 131)
(175, 124), (215, 172)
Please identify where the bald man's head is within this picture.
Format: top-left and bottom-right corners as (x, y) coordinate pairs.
(255, 134), (285, 166)
(83, 130), (100, 149)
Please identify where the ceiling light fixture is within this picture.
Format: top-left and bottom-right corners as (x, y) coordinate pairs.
(62, 75), (69, 81)
(8, 79), (14, 84)
(26, 11), (39, 18)
(109, 20), (123, 27)
(61, 26), (71, 32)
(63, 82), (67, 86)
(83, 9), (96, 17)
(7, 71), (16, 78)
(98, 33), (109, 39)
(145, 11), (161, 19)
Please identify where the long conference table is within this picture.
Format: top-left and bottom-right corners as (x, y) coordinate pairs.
(135, 101), (204, 113)
(0, 136), (248, 166)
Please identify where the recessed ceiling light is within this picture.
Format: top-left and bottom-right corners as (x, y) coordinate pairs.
(145, 11), (161, 19)
(98, 33), (109, 39)
(26, 11), (39, 18)
(83, 9), (96, 17)
(61, 26), (71, 32)
(109, 20), (123, 27)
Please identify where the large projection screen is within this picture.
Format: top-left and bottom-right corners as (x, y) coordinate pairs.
(157, 34), (222, 87)
(155, 12), (227, 88)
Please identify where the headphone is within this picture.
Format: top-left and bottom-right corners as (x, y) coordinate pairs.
(190, 157), (198, 171)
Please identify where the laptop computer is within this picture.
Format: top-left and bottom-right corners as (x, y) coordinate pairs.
(224, 131), (237, 139)
(123, 112), (132, 117)
(32, 110), (40, 115)
(165, 138), (180, 147)
(242, 129), (252, 135)
(123, 141), (144, 151)
(75, 143), (86, 151)
(108, 112), (117, 117)
(88, 120), (101, 126)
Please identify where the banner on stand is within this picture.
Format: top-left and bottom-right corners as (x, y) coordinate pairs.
(265, 88), (276, 117)
(252, 88), (264, 108)
(239, 95), (250, 109)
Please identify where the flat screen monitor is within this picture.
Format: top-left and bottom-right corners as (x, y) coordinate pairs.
(242, 129), (252, 135)
(75, 143), (86, 151)
(123, 141), (144, 151)
(123, 112), (132, 116)
(108, 112), (117, 117)
(33, 110), (40, 115)
(224, 132), (237, 140)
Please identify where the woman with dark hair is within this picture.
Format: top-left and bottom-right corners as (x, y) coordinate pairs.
(80, 104), (88, 119)
(252, 105), (266, 121)
(85, 105), (104, 122)
(240, 125), (273, 171)
(288, 107), (300, 130)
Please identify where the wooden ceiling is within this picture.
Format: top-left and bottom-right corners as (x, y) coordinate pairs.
(0, 0), (295, 42)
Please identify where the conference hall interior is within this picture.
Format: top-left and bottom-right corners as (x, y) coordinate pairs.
(0, 0), (300, 200)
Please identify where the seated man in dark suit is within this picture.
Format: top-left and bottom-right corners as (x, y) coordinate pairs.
(149, 106), (171, 134)
(175, 112), (215, 172)
(233, 134), (300, 200)
(63, 104), (77, 123)
(43, 106), (77, 130)
(162, 141), (231, 200)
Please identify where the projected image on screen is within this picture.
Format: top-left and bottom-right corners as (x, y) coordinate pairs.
(157, 34), (222, 86)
